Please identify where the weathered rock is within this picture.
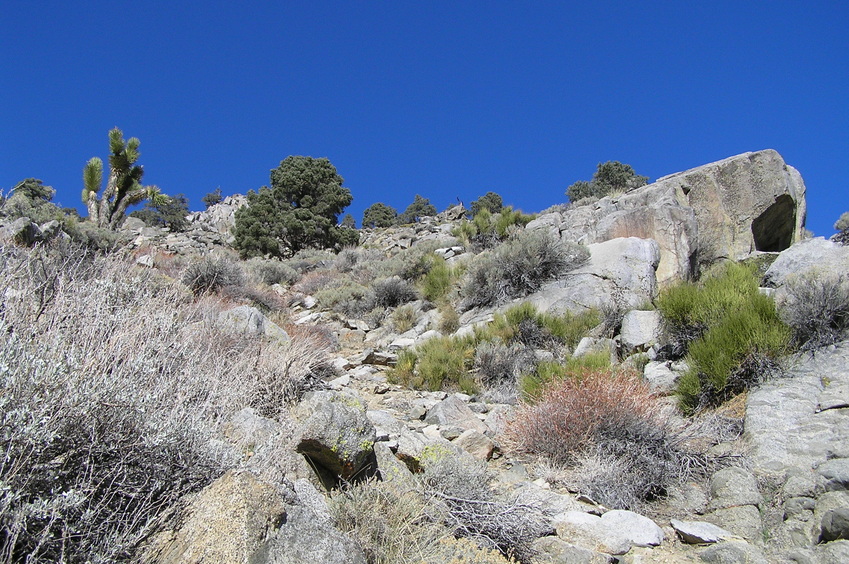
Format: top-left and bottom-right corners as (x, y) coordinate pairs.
(671, 519), (735, 544)
(249, 505), (367, 564)
(293, 391), (377, 489)
(424, 394), (489, 434)
(453, 428), (496, 460)
(698, 540), (769, 564)
(531, 536), (615, 563)
(619, 310), (662, 353)
(0, 216), (40, 245)
(531, 150), (806, 283)
(573, 337), (616, 359)
(817, 458), (849, 491)
(704, 505), (762, 543)
(642, 361), (681, 393)
(763, 237), (849, 288)
(553, 511), (632, 555)
(140, 470), (289, 564)
(746, 341), (849, 477)
(709, 467), (762, 509)
(598, 510), (664, 547)
(527, 237), (660, 316)
(820, 508), (849, 542)
(218, 305), (290, 341)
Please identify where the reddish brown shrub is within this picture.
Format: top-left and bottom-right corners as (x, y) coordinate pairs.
(505, 369), (658, 466)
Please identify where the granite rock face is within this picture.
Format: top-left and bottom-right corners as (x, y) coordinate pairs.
(528, 149), (806, 283)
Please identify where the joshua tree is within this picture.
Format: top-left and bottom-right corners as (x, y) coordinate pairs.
(82, 127), (166, 229)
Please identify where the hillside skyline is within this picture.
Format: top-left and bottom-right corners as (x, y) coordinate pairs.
(2, 1), (847, 236)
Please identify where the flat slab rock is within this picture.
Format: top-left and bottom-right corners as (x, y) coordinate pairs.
(745, 341), (849, 477)
(553, 510), (664, 555)
(671, 519), (735, 544)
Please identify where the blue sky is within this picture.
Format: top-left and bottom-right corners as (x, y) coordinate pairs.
(2, 1), (847, 236)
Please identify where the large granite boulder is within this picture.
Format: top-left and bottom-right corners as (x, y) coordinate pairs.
(528, 150), (806, 283)
(140, 470), (290, 564)
(527, 237), (660, 316)
(293, 391), (377, 489)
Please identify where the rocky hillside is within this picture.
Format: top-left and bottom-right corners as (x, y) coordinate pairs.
(2, 150), (848, 563)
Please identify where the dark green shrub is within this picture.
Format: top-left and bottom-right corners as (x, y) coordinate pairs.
(362, 202), (398, 228)
(658, 262), (791, 413)
(233, 156), (354, 258)
(470, 191), (503, 217)
(566, 161), (648, 203)
(182, 256), (245, 295)
(779, 272), (849, 351)
(201, 187), (223, 208)
(461, 231), (589, 309)
(129, 193), (191, 231)
(396, 194), (437, 224)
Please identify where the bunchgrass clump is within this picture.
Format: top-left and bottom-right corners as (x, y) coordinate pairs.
(391, 302), (600, 401)
(389, 335), (477, 394)
(519, 351), (611, 401)
(658, 262), (790, 413)
(419, 255), (463, 303)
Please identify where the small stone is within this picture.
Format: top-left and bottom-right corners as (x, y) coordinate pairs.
(453, 429), (496, 460)
(599, 510), (664, 547)
(698, 540), (768, 564)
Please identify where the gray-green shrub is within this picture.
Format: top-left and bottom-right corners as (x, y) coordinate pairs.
(182, 255), (245, 295)
(779, 271), (849, 351)
(461, 231), (589, 309)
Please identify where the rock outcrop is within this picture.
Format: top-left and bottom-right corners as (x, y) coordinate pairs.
(528, 149), (806, 283)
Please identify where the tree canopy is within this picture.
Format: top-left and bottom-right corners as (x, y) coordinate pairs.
(202, 187), (223, 209)
(233, 156), (354, 258)
(362, 202), (398, 228)
(566, 161), (648, 202)
(470, 191), (503, 217)
(130, 193), (191, 232)
(397, 194), (437, 224)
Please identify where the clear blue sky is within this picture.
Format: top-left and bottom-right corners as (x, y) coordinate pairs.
(2, 1), (847, 236)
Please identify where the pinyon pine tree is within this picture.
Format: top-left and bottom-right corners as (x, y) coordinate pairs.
(82, 127), (166, 229)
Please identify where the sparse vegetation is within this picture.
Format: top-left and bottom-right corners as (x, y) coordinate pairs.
(507, 369), (687, 509)
(129, 192), (191, 231)
(453, 207), (535, 251)
(182, 255), (245, 295)
(566, 160), (648, 203)
(778, 271), (849, 351)
(461, 230), (589, 309)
